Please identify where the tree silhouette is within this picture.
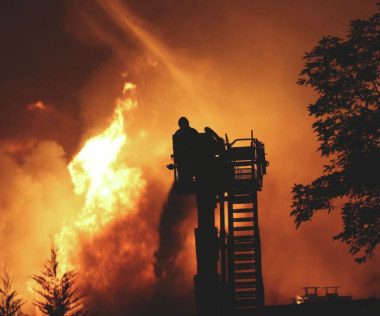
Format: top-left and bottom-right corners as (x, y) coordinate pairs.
(0, 265), (25, 316)
(32, 244), (84, 316)
(291, 4), (380, 263)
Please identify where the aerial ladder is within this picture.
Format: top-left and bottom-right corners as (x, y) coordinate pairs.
(168, 126), (268, 315)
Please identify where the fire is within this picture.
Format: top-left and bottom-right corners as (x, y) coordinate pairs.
(26, 280), (34, 294)
(123, 82), (136, 94)
(55, 82), (146, 273)
(295, 294), (307, 304)
(27, 101), (46, 110)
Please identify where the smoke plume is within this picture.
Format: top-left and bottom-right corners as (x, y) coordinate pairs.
(150, 184), (197, 315)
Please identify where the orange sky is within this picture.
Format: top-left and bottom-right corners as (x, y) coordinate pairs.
(1, 1), (380, 315)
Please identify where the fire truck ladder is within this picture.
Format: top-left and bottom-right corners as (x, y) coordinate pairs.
(226, 136), (265, 312)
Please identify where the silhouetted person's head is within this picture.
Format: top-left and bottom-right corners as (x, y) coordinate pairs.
(174, 117), (198, 136)
(178, 117), (190, 129)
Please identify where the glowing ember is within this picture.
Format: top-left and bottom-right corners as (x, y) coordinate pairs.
(55, 82), (146, 273)
(27, 101), (46, 110)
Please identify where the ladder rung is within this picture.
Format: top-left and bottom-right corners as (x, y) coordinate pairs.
(232, 188), (255, 194)
(235, 254), (255, 261)
(233, 226), (254, 231)
(231, 195), (252, 204)
(232, 161), (253, 167)
(235, 290), (257, 297)
(234, 236), (254, 242)
(233, 208), (254, 213)
(234, 168), (252, 173)
(234, 243), (254, 250)
(235, 272), (256, 279)
(235, 263), (256, 270)
(235, 281), (256, 288)
(233, 217), (254, 222)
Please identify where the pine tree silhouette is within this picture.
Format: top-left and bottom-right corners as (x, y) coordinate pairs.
(32, 244), (83, 316)
(0, 265), (26, 316)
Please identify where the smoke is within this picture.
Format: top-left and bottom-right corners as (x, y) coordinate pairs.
(149, 184), (197, 315)
(154, 185), (196, 279)
(74, 190), (159, 316)
(0, 141), (82, 314)
(0, 0), (108, 159)
(72, 0), (380, 307)
(70, 181), (196, 316)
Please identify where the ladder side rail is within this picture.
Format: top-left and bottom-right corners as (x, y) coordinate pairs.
(253, 191), (265, 308)
(255, 139), (262, 184)
(219, 193), (227, 285)
(227, 189), (236, 311)
(252, 138), (256, 185)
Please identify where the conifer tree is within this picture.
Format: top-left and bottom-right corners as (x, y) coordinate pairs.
(32, 244), (83, 316)
(0, 265), (25, 316)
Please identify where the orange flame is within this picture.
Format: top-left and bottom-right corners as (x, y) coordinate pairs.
(294, 294), (307, 304)
(55, 82), (146, 273)
(27, 101), (46, 110)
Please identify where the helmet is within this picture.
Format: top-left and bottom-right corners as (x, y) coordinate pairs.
(178, 117), (190, 128)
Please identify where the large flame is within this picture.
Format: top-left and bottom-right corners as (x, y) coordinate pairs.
(55, 82), (146, 273)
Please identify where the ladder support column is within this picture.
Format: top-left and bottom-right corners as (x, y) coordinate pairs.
(194, 192), (221, 316)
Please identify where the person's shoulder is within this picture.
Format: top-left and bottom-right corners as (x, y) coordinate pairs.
(190, 127), (198, 134)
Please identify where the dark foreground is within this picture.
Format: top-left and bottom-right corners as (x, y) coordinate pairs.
(262, 298), (380, 316)
(169, 297), (380, 316)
